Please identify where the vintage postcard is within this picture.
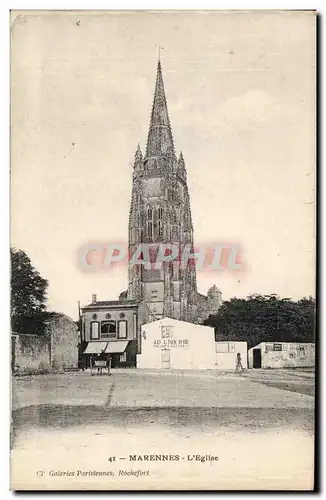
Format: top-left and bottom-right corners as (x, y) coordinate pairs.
(10, 10), (316, 491)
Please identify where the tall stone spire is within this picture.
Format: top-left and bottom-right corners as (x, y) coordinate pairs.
(127, 57), (222, 325)
(146, 60), (175, 158)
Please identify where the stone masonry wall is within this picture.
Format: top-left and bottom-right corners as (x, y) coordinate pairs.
(12, 334), (51, 375)
(46, 315), (79, 372)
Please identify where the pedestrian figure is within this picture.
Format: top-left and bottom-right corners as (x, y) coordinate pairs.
(96, 354), (101, 375)
(106, 355), (112, 376)
(235, 352), (244, 373)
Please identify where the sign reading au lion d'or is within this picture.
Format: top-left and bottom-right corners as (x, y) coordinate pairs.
(153, 339), (190, 348)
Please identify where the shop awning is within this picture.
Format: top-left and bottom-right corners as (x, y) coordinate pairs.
(104, 341), (129, 354)
(84, 342), (108, 354)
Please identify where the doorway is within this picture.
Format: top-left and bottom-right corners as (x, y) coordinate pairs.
(161, 349), (171, 369)
(253, 348), (262, 369)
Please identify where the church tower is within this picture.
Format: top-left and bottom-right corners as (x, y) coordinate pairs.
(127, 59), (199, 322)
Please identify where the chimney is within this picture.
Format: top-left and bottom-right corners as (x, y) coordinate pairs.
(92, 294), (97, 304)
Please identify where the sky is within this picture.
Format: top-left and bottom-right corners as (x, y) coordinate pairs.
(11, 10), (316, 319)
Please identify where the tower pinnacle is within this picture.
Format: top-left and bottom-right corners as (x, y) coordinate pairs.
(146, 60), (175, 158)
(135, 143), (142, 160)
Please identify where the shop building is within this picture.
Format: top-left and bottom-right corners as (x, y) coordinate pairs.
(81, 295), (148, 368)
(137, 317), (215, 370)
(248, 342), (315, 369)
(81, 302), (248, 371)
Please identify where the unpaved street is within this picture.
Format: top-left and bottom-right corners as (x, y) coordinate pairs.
(11, 369), (315, 490)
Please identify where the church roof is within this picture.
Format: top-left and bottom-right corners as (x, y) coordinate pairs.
(146, 60), (175, 158)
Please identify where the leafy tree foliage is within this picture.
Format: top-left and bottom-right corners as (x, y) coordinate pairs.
(11, 247), (48, 334)
(203, 294), (316, 349)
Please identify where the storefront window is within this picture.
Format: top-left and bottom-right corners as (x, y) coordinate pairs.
(118, 320), (127, 339)
(90, 321), (99, 340)
(101, 321), (116, 339)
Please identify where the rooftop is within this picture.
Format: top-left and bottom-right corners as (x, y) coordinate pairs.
(82, 300), (139, 309)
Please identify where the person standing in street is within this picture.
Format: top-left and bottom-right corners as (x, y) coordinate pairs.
(235, 352), (244, 373)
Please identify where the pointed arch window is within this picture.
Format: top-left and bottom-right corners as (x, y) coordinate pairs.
(146, 207), (153, 239)
(158, 206), (163, 237)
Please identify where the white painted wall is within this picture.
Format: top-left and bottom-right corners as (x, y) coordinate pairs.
(248, 342), (315, 369)
(137, 317), (215, 370)
(262, 342), (315, 368)
(215, 341), (248, 370)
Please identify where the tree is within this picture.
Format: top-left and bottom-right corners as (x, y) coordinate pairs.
(11, 247), (49, 334)
(203, 294), (315, 349)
